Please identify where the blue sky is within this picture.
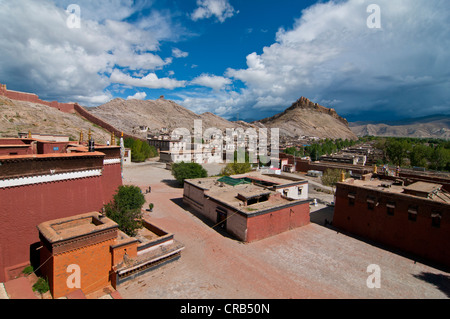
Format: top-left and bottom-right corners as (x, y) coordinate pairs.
(1, 0), (449, 122)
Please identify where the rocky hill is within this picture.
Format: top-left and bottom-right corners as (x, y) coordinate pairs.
(349, 115), (450, 139)
(253, 97), (357, 140)
(0, 89), (358, 143)
(88, 96), (357, 140)
(0, 96), (111, 143)
(87, 97), (248, 139)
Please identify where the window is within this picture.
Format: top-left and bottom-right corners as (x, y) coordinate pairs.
(386, 202), (395, 216)
(408, 205), (418, 221)
(431, 211), (441, 228)
(298, 187), (303, 196)
(367, 196), (376, 210)
(348, 193), (355, 206)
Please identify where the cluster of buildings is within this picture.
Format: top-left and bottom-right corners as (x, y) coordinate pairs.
(1, 123), (449, 298)
(148, 128), (279, 167)
(0, 131), (182, 298)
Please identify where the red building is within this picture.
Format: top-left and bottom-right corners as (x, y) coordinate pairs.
(0, 138), (123, 282)
(37, 212), (183, 298)
(183, 172), (311, 242)
(333, 176), (450, 269)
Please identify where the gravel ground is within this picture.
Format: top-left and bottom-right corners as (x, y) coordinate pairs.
(117, 162), (450, 299)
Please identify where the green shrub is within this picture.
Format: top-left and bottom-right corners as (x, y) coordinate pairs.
(104, 185), (145, 237)
(32, 277), (49, 294)
(22, 265), (34, 275)
(124, 138), (158, 162)
(171, 162), (208, 185)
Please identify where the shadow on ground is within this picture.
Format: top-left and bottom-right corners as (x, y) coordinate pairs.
(413, 272), (450, 298)
(169, 197), (241, 242)
(309, 205), (334, 226)
(161, 179), (183, 188)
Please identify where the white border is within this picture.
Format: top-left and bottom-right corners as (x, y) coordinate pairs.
(0, 169), (102, 188)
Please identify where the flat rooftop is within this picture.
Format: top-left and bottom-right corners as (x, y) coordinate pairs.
(342, 179), (450, 204)
(186, 173), (308, 214)
(37, 212), (118, 243)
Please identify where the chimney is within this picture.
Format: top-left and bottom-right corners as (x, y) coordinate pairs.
(88, 137), (95, 152)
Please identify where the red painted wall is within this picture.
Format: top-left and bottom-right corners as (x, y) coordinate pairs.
(333, 185), (450, 268)
(101, 163), (123, 205)
(0, 177), (106, 282)
(246, 202), (310, 242)
(0, 164), (122, 282)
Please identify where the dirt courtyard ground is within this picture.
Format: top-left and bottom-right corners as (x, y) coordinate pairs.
(117, 162), (450, 299)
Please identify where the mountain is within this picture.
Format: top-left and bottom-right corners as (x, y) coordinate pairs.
(0, 86), (358, 142)
(88, 96), (357, 141)
(253, 96), (357, 140)
(349, 114), (450, 139)
(0, 96), (111, 143)
(87, 97), (250, 139)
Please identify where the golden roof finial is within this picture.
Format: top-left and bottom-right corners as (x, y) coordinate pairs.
(340, 170), (346, 182)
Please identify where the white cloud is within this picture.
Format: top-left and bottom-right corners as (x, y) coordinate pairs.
(191, 0), (237, 23)
(0, 0), (183, 106)
(172, 48), (189, 58)
(110, 69), (186, 89)
(221, 0), (450, 120)
(127, 91), (147, 100)
(190, 74), (232, 91)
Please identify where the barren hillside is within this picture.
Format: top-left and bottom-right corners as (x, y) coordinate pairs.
(88, 96), (357, 140)
(0, 96), (111, 143)
(88, 97), (249, 138)
(350, 115), (450, 139)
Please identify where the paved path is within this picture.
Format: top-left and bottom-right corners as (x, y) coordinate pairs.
(117, 163), (450, 299)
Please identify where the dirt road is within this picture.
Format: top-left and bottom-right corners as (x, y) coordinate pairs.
(117, 162), (450, 299)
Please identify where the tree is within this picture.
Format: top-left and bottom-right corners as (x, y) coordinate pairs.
(409, 144), (432, 168)
(104, 185), (145, 237)
(113, 185), (146, 211)
(386, 139), (411, 167)
(321, 169), (349, 194)
(171, 162), (208, 185)
(124, 138), (157, 162)
(429, 147), (450, 171)
(284, 147), (303, 157)
(221, 162), (252, 176)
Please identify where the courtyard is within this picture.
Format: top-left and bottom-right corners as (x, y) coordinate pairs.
(117, 161), (450, 299)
